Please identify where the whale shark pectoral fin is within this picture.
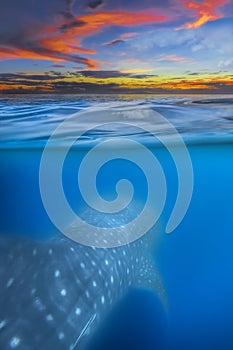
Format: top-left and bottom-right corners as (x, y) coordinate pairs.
(133, 255), (168, 311)
(71, 313), (96, 350)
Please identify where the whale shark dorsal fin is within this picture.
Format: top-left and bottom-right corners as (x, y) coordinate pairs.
(133, 254), (168, 312)
(71, 313), (96, 350)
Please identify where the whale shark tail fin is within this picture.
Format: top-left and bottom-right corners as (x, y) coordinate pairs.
(133, 253), (168, 312)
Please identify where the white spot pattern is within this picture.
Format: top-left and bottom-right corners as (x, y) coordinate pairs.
(61, 289), (67, 296)
(54, 270), (60, 277)
(6, 278), (14, 288)
(75, 308), (81, 315)
(58, 332), (64, 340)
(92, 281), (97, 287)
(0, 320), (6, 330)
(10, 337), (20, 348)
(46, 314), (53, 322)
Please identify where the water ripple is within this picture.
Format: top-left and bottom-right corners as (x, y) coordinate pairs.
(0, 94), (233, 148)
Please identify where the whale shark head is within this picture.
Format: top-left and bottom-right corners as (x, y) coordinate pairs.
(0, 209), (167, 350)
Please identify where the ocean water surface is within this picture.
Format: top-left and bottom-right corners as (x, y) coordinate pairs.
(0, 94), (233, 350)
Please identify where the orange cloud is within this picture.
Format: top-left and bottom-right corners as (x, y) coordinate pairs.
(43, 11), (165, 55)
(0, 47), (61, 62)
(179, 0), (228, 29)
(120, 32), (139, 39)
(41, 11), (165, 67)
(155, 55), (193, 63)
(0, 46), (99, 68)
(0, 10), (166, 68)
(39, 38), (96, 55)
(56, 11), (166, 36)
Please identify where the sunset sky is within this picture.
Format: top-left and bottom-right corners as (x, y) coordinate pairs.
(0, 0), (232, 93)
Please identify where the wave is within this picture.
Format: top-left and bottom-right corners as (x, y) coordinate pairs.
(0, 94), (233, 148)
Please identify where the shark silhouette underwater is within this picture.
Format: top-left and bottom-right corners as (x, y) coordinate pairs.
(0, 209), (167, 350)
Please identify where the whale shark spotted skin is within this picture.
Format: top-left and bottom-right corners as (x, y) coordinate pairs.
(0, 221), (166, 350)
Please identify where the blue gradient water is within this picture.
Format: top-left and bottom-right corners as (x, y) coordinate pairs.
(0, 94), (233, 349)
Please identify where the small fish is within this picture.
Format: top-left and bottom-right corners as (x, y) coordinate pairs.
(0, 209), (166, 350)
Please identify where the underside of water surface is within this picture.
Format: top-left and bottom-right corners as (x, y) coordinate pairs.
(0, 94), (233, 349)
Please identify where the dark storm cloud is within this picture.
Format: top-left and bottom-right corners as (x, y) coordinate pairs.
(50, 81), (120, 93)
(187, 72), (214, 76)
(76, 70), (131, 78)
(76, 70), (156, 79)
(59, 19), (86, 33)
(0, 73), (121, 93)
(0, 82), (120, 94)
(49, 71), (67, 76)
(187, 72), (199, 76)
(130, 74), (157, 79)
(0, 73), (25, 81)
(0, 87), (44, 94)
(1, 79), (233, 94)
(187, 71), (225, 76)
(0, 72), (67, 83)
(87, 0), (104, 9)
(1, 69), (232, 95)
(104, 39), (125, 46)
(204, 81), (232, 89)
(0, 71), (158, 83)
(50, 64), (66, 68)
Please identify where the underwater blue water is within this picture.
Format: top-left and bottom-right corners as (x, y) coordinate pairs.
(0, 94), (233, 349)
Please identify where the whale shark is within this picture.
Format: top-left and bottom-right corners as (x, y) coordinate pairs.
(0, 210), (166, 350)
